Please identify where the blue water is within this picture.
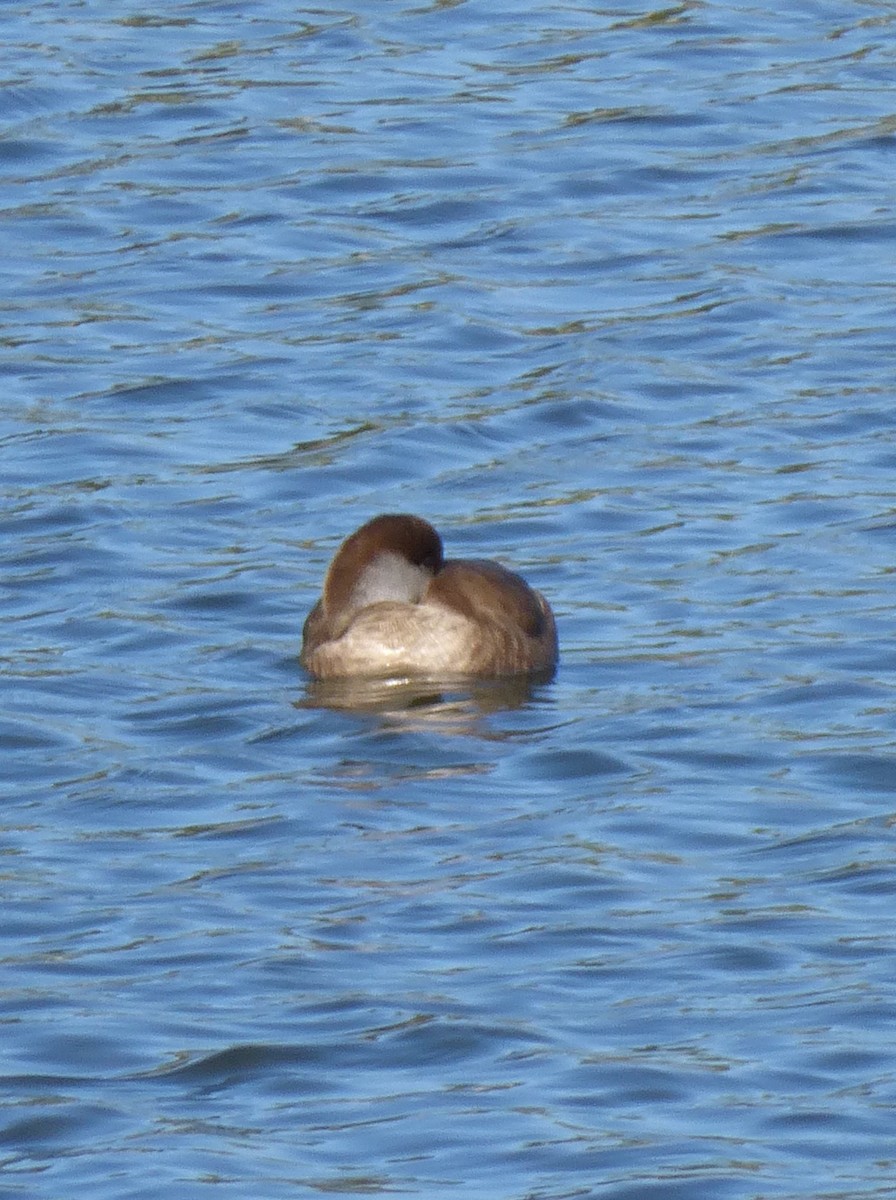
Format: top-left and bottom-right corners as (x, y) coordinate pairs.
(3, 2), (896, 1197)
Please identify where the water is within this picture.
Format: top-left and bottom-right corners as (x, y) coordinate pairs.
(3, 1), (896, 1197)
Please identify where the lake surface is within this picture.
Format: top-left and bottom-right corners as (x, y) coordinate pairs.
(3, 1), (896, 1197)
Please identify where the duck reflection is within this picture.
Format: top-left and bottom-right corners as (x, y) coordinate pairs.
(300, 669), (554, 720)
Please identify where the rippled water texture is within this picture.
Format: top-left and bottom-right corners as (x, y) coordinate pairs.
(3, 2), (896, 1197)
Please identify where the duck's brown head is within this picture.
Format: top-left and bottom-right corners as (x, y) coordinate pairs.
(322, 513), (444, 624)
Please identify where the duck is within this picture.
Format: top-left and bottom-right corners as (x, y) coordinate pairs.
(300, 514), (557, 680)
